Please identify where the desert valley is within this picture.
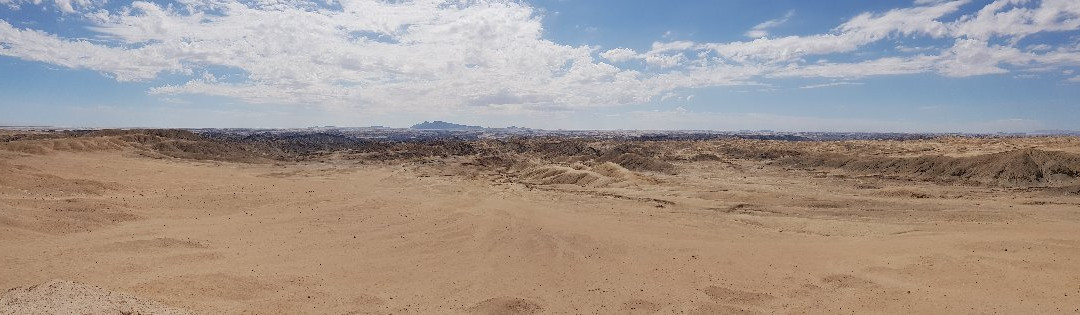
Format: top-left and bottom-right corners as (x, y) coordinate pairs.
(1, 129), (1078, 314)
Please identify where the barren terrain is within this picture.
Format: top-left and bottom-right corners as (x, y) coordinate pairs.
(1, 130), (1079, 314)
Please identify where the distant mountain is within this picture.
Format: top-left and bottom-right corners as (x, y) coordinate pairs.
(1029, 130), (1080, 135)
(410, 121), (483, 130)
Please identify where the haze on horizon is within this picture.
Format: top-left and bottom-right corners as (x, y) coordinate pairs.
(1, 0), (1079, 132)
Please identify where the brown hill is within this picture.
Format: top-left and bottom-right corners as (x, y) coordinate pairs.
(779, 148), (1080, 187)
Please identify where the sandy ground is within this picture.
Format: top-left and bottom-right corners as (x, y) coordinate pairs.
(2, 144), (1080, 314)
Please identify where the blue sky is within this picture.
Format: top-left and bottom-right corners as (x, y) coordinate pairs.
(1, 0), (1079, 132)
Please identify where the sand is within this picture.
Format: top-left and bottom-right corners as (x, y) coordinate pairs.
(1, 134), (1080, 313)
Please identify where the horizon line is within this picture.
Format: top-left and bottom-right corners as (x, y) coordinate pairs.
(2, 125), (1078, 136)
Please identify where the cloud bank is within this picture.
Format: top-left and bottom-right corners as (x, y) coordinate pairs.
(1, 0), (1079, 115)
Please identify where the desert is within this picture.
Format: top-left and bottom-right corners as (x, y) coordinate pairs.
(5, 0), (1080, 313)
(1, 129), (1079, 314)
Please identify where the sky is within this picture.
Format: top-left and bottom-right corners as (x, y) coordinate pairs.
(1, 0), (1079, 132)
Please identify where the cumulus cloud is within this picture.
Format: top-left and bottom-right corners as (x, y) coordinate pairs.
(599, 47), (639, 63)
(3, 0), (674, 113)
(0, 20), (186, 81)
(600, 42), (691, 68)
(0, 0), (1078, 114)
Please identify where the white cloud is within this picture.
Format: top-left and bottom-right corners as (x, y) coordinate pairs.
(950, 0), (1080, 41)
(599, 47), (639, 63)
(0, 0), (99, 13)
(688, 1), (969, 64)
(836, 0), (963, 39)
(600, 42), (691, 68)
(0, 20), (186, 81)
(935, 39), (1015, 77)
(775, 56), (937, 78)
(644, 53), (684, 68)
(649, 40), (696, 53)
(3, 1), (676, 113)
(896, 45), (936, 53)
(1067, 75), (1080, 82)
(799, 82), (864, 89)
(743, 29), (767, 39)
(0, 0), (1078, 114)
(744, 10), (794, 38)
(658, 92), (694, 102)
(1027, 44), (1053, 52)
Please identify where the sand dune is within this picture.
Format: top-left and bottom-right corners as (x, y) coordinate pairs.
(1, 131), (1079, 313)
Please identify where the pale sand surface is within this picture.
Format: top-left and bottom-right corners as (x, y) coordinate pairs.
(2, 137), (1080, 314)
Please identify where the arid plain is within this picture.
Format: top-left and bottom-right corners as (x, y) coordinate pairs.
(1, 130), (1079, 314)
